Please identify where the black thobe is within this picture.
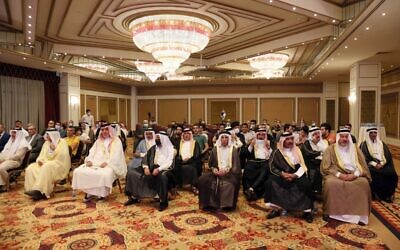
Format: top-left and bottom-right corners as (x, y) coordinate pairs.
(242, 146), (269, 198)
(177, 141), (201, 187)
(360, 141), (398, 201)
(300, 140), (323, 193)
(264, 149), (313, 211)
(124, 145), (173, 203)
(198, 147), (241, 210)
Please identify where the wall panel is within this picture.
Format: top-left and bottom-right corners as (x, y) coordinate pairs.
(80, 77), (131, 95)
(86, 95), (97, 122)
(158, 99), (188, 126)
(339, 97), (349, 126)
(127, 99), (131, 129)
(119, 99), (127, 125)
(138, 99), (156, 124)
(242, 98), (257, 123)
(191, 99), (205, 124)
(381, 93), (398, 137)
(98, 97), (117, 122)
(80, 94), (85, 117)
(260, 98), (295, 123)
(297, 98), (320, 125)
(207, 99), (239, 124)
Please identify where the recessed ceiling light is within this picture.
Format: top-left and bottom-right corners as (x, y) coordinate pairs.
(61, 65), (64, 68)
(43, 61), (47, 64)
(365, 27), (370, 30)
(23, 57), (26, 60)
(269, 0), (273, 3)
(28, 42), (31, 44)
(333, 37), (337, 40)
(345, 46), (348, 49)
(390, 64), (394, 68)
(348, 19), (352, 22)
(102, 56), (105, 58)
(64, 52), (67, 55)
(301, 42), (305, 45)
(119, 57), (122, 60)
(18, 43), (21, 46)
(28, 23), (31, 27)
(313, 13), (317, 17)
(83, 54), (87, 57)
(28, 37), (31, 39)
(354, 37), (358, 41)
(332, 20), (336, 23)
(28, 5), (32, 9)
(320, 38), (324, 40)
(28, 15), (32, 19)
(382, 13), (386, 16)
(292, 7), (296, 11)
(28, 31), (31, 34)
(326, 62), (329, 65)
(285, 46), (288, 49)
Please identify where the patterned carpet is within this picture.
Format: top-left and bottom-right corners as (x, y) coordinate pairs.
(0, 182), (390, 250)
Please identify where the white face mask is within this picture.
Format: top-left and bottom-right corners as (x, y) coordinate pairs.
(87, 112), (91, 116)
(234, 128), (240, 134)
(55, 125), (61, 130)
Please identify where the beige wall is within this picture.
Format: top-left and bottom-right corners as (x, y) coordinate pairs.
(381, 93), (398, 137)
(260, 98), (295, 124)
(208, 99), (239, 124)
(158, 99), (188, 126)
(191, 99), (205, 124)
(297, 98), (320, 125)
(242, 98), (257, 123)
(138, 99), (156, 124)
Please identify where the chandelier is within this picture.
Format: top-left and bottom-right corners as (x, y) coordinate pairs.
(74, 63), (109, 73)
(129, 14), (213, 73)
(248, 53), (289, 79)
(253, 69), (285, 79)
(135, 61), (166, 82)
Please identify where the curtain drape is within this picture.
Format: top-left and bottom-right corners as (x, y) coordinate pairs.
(0, 76), (45, 131)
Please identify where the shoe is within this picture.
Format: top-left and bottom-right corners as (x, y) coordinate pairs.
(158, 202), (168, 211)
(124, 198), (139, 206)
(384, 197), (393, 203)
(24, 190), (37, 196)
(303, 212), (313, 223)
(267, 210), (281, 219)
(0, 186), (6, 193)
(244, 189), (255, 201)
(83, 194), (95, 202)
(322, 214), (329, 222)
(32, 191), (47, 201)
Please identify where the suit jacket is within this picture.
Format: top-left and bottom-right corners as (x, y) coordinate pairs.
(0, 132), (10, 152)
(26, 133), (44, 163)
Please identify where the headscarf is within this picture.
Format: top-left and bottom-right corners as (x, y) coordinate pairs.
(365, 127), (386, 165)
(278, 132), (307, 171)
(45, 129), (61, 148)
(1, 129), (30, 158)
(334, 128), (364, 174)
(144, 128), (156, 150)
(98, 124), (114, 151)
(254, 129), (271, 159)
(308, 127), (328, 152)
(156, 131), (174, 158)
(180, 128), (195, 159)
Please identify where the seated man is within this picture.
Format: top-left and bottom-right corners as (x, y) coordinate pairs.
(72, 124), (127, 201)
(0, 129), (30, 192)
(124, 131), (175, 211)
(321, 128), (371, 224)
(26, 124), (44, 164)
(265, 132), (313, 223)
(0, 123), (10, 152)
(198, 131), (241, 211)
(360, 127), (398, 203)
(127, 128), (155, 171)
(301, 127), (329, 195)
(25, 129), (71, 201)
(178, 128), (201, 194)
(65, 126), (80, 157)
(243, 129), (272, 201)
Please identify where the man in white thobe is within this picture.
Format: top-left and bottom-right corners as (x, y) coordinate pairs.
(72, 124), (127, 201)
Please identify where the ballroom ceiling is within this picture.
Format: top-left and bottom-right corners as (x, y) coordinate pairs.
(0, 0), (399, 86)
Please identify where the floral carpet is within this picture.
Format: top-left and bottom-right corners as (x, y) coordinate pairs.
(0, 181), (390, 250)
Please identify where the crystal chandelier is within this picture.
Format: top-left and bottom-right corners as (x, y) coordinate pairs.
(74, 63), (109, 73)
(248, 53), (289, 79)
(129, 14), (213, 73)
(135, 61), (166, 82)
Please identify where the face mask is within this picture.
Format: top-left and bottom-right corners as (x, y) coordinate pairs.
(68, 122), (73, 126)
(155, 139), (161, 146)
(87, 112), (91, 116)
(55, 125), (61, 130)
(143, 124), (148, 128)
(234, 128), (240, 134)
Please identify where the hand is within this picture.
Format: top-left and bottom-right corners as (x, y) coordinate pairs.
(144, 168), (151, 176)
(86, 161), (93, 167)
(152, 168), (160, 176)
(346, 173), (357, 181)
(265, 140), (271, 149)
(49, 143), (56, 151)
(100, 162), (107, 168)
(217, 169), (227, 176)
(250, 139), (256, 146)
(375, 163), (382, 169)
(212, 168), (219, 176)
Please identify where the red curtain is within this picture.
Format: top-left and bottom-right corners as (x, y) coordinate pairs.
(0, 62), (60, 123)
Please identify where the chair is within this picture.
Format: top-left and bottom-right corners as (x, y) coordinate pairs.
(71, 141), (84, 169)
(7, 150), (31, 190)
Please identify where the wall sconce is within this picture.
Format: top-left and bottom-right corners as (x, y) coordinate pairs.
(70, 95), (79, 106)
(348, 93), (357, 103)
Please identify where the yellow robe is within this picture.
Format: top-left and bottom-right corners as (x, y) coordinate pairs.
(24, 139), (71, 197)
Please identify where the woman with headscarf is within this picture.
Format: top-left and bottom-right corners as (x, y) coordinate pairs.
(321, 128), (371, 224)
(72, 124), (127, 201)
(359, 127), (397, 203)
(198, 131), (241, 211)
(0, 129), (30, 192)
(265, 132), (313, 223)
(24, 129), (71, 201)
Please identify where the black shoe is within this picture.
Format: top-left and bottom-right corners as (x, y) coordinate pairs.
(32, 191), (47, 201)
(158, 202), (168, 211)
(303, 212), (313, 223)
(244, 189), (255, 201)
(124, 198), (139, 206)
(384, 197), (393, 203)
(322, 214), (329, 222)
(0, 186), (6, 193)
(24, 190), (37, 196)
(267, 210), (281, 219)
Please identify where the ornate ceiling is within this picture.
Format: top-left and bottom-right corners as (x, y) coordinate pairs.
(1, 0), (398, 86)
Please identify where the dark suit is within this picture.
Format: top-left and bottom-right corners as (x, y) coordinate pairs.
(26, 134), (44, 164)
(0, 132), (10, 152)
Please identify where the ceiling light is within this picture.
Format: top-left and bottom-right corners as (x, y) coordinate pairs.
(332, 20), (336, 23)
(390, 65), (394, 68)
(166, 73), (194, 81)
(28, 31), (31, 34)
(28, 37), (31, 39)
(326, 62), (329, 65)
(382, 13), (386, 16)
(23, 57), (26, 60)
(354, 37), (358, 41)
(301, 42), (305, 45)
(269, 0), (273, 3)
(18, 43), (22, 46)
(61, 65), (64, 68)
(75, 62), (109, 73)
(102, 56), (105, 59)
(28, 42), (31, 44)
(135, 61), (166, 82)
(44, 62), (47, 64)
(130, 14), (213, 73)
(348, 19), (352, 22)
(28, 15), (32, 19)
(28, 5), (32, 9)
(83, 54), (87, 57)
(64, 52), (67, 55)
(292, 7), (296, 11)
(345, 46), (348, 49)
(28, 23), (31, 27)
(365, 27), (370, 30)
(248, 53), (289, 79)
(333, 37), (337, 40)
(313, 13), (317, 17)
(285, 46), (288, 49)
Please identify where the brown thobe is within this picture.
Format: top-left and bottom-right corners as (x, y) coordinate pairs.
(198, 147), (241, 210)
(321, 145), (371, 216)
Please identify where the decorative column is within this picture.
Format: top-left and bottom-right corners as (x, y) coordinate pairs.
(322, 81), (339, 130)
(131, 86), (137, 129)
(349, 61), (381, 138)
(59, 73), (80, 124)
